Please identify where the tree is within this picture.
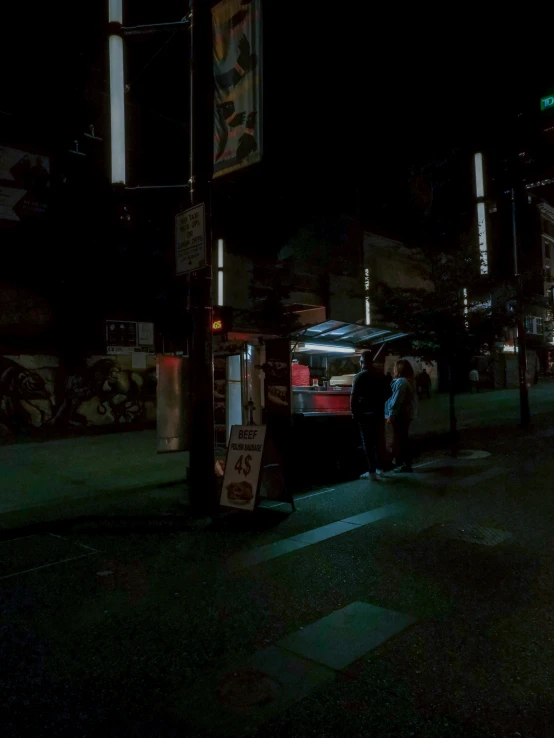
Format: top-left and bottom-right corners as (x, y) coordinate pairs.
(369, 233), (493, 450)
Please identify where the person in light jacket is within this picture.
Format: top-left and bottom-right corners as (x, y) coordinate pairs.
(385, 359), (417, 473)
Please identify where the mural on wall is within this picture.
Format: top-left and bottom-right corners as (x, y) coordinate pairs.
(0, 354), (157, 442)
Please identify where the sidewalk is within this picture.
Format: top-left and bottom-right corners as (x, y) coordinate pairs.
(0, 430), (188, 528)
(1, 380), (553, 530)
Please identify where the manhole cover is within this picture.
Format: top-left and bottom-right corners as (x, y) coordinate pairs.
(216, 668), (280, 708)
(437, 522), (511, 546)
(449, 450), (491, 460)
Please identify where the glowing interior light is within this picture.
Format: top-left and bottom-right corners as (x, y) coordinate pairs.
(109, 34), (125, 184)
(477, 201), (488, 274)
(109, 0), (122, 23)
(301, 344), (355, 354)
(474, 152), (485, 198)
(218, 239), (224, 268)
(364, 267), (370, 325)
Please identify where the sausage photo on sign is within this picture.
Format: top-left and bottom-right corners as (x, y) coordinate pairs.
(226, 481), (253, 505)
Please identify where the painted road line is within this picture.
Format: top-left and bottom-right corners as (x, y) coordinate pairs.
(288, 521), (359, 545)
(168, 644), (335, 737)
(169, 599), (416, 736)
(227, 539), (310, 569)
(276, 601), (417, 671)
(0, 552), (96, 581)
(262, 487), (336, 509)
(0, 533), (41, 545)
(227, 502), (408, 570)
(342, 502), (406, 526)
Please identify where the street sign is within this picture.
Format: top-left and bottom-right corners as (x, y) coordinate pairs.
(220, 425), (267, 511)
(106, 320), (137, 347)
(175, 203), (206, 275)
(106, 320), (155, 354)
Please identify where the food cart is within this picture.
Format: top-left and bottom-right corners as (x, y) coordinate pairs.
(213, 321), (407, 485)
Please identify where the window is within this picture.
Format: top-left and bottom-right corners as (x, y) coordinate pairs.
(543, 219), (554, 239)
(525, 316), (534, 333)
(536, 317), (544, 334)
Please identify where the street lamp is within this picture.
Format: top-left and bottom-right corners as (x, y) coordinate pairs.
(109, 0), (125, 185)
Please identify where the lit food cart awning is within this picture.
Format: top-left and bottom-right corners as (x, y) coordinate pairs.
(291, 320), (408, 352)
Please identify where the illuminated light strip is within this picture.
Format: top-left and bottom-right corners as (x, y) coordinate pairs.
(474, 152), (485, 199)
(364, 267), (370, 325)
(477, 201), (488, 274)
(463, 287), (469, 328)
(300, 343), (356, 354)
(109, 34), (125, 184)
(474, 152), (488, 275)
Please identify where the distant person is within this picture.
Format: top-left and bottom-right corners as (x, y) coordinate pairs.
(385, 359), (417, 473)
(416, 368), (431, 399)
(351, 350), (391, 482)
(469, 367), (479, 392)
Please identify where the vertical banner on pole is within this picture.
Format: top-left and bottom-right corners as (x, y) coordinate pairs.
(212, 0), (262, 178)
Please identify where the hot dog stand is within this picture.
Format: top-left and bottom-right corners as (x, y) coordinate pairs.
(212, 321), (407, 485)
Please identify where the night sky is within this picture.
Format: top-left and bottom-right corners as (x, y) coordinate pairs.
(2, 3), (549, 204)
(1, 2), (552, 347)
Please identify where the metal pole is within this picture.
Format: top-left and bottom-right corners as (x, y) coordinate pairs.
(188, 0), (215, 514)
(511, 188), (519, 276)
(512, 187), (530, 426)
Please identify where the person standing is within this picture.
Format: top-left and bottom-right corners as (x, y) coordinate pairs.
(351, 350), (391, 481)
(385, 359), (417, 473)
(469, 367), (479, 393)
(416, 368), (431, 399)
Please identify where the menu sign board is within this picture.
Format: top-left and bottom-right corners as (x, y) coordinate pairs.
(220, 425), (267, 512)
(263, 338), (292, 419)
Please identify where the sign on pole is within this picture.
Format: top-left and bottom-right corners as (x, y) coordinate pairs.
(220, 425), (267, 511)
(212, 0), (263, 178)
(175, 203), (206, 275)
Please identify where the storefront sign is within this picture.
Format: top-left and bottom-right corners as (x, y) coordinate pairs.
(541, 95), (554, 112)
(175, 203), (206, 275)
(220, 424), (267, 511)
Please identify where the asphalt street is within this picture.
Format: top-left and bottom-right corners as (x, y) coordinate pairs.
(3, 387), (554, 736)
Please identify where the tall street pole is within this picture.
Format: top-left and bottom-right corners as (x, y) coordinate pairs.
(512, 186), (531, 427)
(188, 0), (216, 514)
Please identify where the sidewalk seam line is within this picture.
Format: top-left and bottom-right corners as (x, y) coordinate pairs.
(0, 552), (96, 580)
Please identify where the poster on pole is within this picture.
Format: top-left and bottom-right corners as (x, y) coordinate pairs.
(212, 0), (262, 178)
(175, 203), (206, 275)
(0, 146), (50, 225)
(220, 425), (267, 511)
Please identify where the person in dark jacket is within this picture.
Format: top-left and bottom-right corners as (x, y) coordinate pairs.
(416, 368), (431, 399)
(385, 359), (417, 473)
(351, 350), (391, 481)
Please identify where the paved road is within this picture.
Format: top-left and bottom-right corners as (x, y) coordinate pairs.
(3, 409), (554, 736)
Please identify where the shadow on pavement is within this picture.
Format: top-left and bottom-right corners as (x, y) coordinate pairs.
(210, 507), (293, 532)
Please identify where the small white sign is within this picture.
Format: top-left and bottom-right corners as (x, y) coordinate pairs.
(132, 351), (147, 369)
(221, 425), (267, 512)
(175, 203), (206, 275)
(137, 321), (154, 346)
